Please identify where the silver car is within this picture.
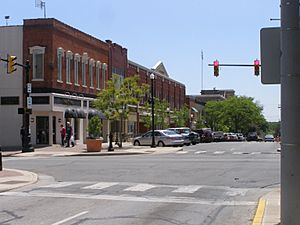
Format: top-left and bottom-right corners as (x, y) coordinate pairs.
(133, 130), (184, 147)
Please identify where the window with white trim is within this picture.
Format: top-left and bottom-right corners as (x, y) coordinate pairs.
(102, 63), (107, 89)
(74, 53), (80, 85)
(82, 53), (88, 86)
(96, 61), (101, 89)
(30, 46), (45, 80)
(89, 59), (95, 88)
(57, 47), (64, 82)
(66, 50), (73, 84)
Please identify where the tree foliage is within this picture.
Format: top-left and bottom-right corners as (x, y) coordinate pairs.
(93, 75), (149, 146)
(203, 96), (267, 134)
(173, 105), (189, 127)
(142, 98), (170, 129)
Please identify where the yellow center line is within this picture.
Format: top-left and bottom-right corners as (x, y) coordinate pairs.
(252, 198), (266, 225)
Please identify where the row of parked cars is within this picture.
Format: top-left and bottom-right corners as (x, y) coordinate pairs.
(132, 128), (276, 147)
(133, 127), (208, 147)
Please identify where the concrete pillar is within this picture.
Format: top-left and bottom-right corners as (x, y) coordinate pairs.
(281, 0), (300, 224)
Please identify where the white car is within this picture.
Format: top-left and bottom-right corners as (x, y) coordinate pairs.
(133, 130), (184, 147)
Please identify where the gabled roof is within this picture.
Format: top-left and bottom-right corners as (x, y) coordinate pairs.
(151, 61), (169, 77)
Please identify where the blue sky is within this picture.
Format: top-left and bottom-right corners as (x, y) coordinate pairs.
(1, 0), (281, 121)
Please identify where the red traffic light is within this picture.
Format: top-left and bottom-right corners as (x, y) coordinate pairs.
(254, 59), (260, 76)
(213, 60), (219, 77)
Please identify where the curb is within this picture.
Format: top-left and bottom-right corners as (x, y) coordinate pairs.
(252, 198), (266, 225)
(0, 168), (38, 192)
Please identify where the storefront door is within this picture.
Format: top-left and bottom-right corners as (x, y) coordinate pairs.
(36, 116), (49, 145)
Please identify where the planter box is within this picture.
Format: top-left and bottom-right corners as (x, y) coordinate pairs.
(86, 138), (102, 152)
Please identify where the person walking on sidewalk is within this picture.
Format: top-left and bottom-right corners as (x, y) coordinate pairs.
(65, 122), (73, 147)
(60, 124), (66, 146)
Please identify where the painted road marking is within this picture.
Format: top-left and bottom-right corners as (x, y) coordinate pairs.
(1, 191), (256, 206)
(41, 182), (83, 188)
(124, 184), (156, 192)
(82, 182), (118, 190)
(172, 185), (202, 193)
(252, 198), (266, 225)
(213, 151), (225, 154)
(51, 211), (88, 225)
(195, 151), (207, 154)
(176, 151), (188, 154)
(233, 152), (244, 155)
(251, 152), (262, 155)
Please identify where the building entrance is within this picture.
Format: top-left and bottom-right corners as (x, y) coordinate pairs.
(36, 116), (49, 144)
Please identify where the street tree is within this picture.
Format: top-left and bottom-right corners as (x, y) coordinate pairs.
(93, 75), (149, 147)
(142, 98), (170, 129)
(173, 105), (189, 127)
(204, 96), (267, 134)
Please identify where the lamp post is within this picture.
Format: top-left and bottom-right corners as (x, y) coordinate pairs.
(150, 73), (156, 148)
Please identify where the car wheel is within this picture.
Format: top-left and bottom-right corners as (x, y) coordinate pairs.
(133, 140), (140, 146)
(158, 141), (165, 147)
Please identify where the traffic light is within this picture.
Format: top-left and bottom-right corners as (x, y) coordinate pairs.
(7, 55), (17, 74)
(254, 59), (260, 76)
(213, 60), (219, 77)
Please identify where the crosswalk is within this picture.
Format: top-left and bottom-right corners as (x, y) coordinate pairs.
(0, 180), (268, 206)
(36, 181), (249, 196)
(176, 150), (274, 155)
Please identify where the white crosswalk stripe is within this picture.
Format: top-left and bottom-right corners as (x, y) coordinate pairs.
(213, 151), (225, 154)
(40, 182), (83, 188)
(82, 182), (118, 190)
(195, 150), (207, 154)
(176, 151), (188, 154)
(124, 184), (156, 192)
(172, 185), (202, 193)
(232, 152), (244, 155)
(251, 152), (262, 155)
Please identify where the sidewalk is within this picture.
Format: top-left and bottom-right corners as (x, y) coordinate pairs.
(0, 143), (281, 225)
(1, 141), (182, 157)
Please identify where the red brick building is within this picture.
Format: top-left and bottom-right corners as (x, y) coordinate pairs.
(0, 18), (186, 148)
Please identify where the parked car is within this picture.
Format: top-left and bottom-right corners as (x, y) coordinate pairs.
(224, 132), (238, 141)
(247, 132), (258, 141)
(212, 131), (224, 142)
(236, 133), (245, 141)
(133, 130), (184, 147)
(193, 128), (213, 143)
(167, 127), (192, 146)
(264, 134), (275, 142)
(189, 131), (201, 145)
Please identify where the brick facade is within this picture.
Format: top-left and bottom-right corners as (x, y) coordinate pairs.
(23, 18), (109, 98)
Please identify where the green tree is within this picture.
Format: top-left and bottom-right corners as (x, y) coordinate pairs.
(93, 75), (149, 147)
(173, 105), (189, 127)
(204, 96), (267, 134)
(142, 98), (170, 129)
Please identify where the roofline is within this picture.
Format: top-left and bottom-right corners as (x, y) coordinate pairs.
(128, 60), (185, 88)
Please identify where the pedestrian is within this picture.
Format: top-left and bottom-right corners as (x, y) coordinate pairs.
(20, 126), (26, 148)
(60, 124), (66, 146)
(65, 122), (73, 147)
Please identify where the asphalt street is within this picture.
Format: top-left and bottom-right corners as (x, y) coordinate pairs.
(1, 141), (280, 225)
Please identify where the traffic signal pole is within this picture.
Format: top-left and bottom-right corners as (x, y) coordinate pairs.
(281, 0), (300, 224)
(22, 60), (34, 152)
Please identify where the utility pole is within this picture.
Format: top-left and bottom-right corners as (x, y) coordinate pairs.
(281, 0), (300, 224)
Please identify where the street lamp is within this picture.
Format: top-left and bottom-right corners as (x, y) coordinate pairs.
(150, 73), (156, 148)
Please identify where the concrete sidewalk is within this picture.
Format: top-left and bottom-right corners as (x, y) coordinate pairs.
(0, 143), (281, 225)
(1, 142), (182, 157)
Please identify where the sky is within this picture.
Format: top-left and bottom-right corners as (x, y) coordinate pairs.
(1, 0), (281, 122)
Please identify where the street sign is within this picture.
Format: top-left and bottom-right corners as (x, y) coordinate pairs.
(27, 83), (32, 93)
(27, 97), (32, 109)
(260, 27), (280, 84)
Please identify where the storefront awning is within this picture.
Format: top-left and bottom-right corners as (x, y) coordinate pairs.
(88, 109), (106, 119)
(65, 108), (86, 118)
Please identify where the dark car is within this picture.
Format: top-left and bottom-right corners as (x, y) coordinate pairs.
(194, 128), (213, 143)
(247, 132), (258, 141)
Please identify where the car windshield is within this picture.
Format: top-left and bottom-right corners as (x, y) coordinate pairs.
(163, 130), (178, 135)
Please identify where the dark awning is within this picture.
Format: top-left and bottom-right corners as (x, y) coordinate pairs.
(65, 108), (77, 118)
(65, 108), (87, 118)
(76, 108), (87, 118)
(88, 109), (105, 119)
